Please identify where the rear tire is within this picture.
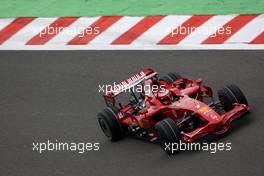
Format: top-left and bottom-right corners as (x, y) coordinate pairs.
(98, 107), (125, 141)
(155, 118), (181, 154)
(217, 84), (248, 111)
(160, 72), (182, 84)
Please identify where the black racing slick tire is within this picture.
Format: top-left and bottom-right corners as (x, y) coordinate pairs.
(98, 107), (125, 141)
(155, 118), (181, 154)
(160, 72), (182, 84)
(217, 84), (248, 111)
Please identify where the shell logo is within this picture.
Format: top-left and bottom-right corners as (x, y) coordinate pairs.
(198, 106), (208, 113)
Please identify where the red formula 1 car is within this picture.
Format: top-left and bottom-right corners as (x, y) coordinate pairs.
(98, 68), (249, 154)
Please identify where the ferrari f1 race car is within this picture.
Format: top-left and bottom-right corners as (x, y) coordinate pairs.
(98, 68), (249, 154)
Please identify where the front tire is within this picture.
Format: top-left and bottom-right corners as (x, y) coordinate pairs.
(98, 107), (125, 141)
(217, 84), (248, 111)
(155, 118), (181, 154)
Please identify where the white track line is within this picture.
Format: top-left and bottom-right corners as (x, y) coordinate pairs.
(90, 17), (143, 44)
(2, 18), (57, 46)
(225, 14), (264, 43)
(132, 15), (191, 45)
(179, 15), (236, 44)
(0, 44), (264, 50)
(48, 17), (100, 45)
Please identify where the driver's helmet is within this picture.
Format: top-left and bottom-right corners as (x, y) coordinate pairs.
(158, 89), (173, 104)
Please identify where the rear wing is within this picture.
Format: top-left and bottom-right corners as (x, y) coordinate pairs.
(104, 68), (156, 99)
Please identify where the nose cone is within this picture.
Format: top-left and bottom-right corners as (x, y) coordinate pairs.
(175, 96), (221, 123)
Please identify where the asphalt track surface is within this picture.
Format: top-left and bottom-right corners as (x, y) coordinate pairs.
(0, 50), (264, 176)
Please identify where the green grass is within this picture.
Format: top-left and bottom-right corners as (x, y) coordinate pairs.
(0, 0), (263, 17)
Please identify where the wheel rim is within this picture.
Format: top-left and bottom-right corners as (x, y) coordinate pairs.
(99, 118), (112, 137)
